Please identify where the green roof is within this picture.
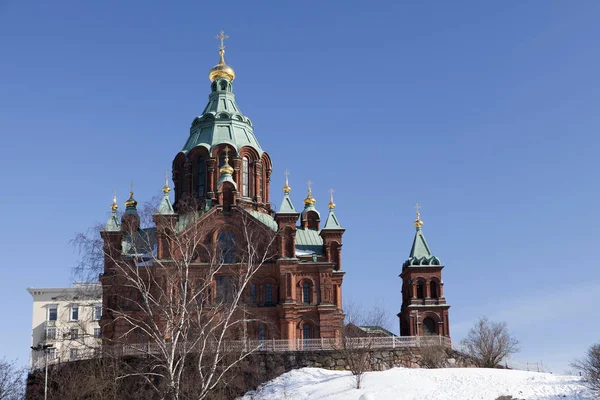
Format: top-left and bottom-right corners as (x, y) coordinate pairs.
(248, 210), (278, 231)
(157, 193), (175, 215)
(278, 193), (298, 214)
(404, 227), (441, 267)
(296, 227), (323, 255)
(104, 211), (121, 232)
(182, 78), (263, 156)
(322, 209), (342, 230)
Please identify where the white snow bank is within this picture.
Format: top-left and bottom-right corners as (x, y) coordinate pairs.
(241, 367), (594, 400)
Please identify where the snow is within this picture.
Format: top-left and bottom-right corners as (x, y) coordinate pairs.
(241, 367), (594, 400)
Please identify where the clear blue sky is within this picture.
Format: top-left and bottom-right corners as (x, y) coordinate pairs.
(1, 1), (599, 374)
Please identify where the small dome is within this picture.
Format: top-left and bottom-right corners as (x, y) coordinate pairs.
(209, 50), (235, 82)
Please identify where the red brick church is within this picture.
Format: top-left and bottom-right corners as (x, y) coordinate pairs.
(99, 33), (345, 342)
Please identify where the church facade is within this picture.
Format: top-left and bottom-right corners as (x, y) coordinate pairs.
(99, 34), (345, 343)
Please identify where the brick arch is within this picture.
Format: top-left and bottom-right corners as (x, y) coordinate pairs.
(211, 143), (238, 158)
(172, 152), (187, 203)
(297, 277), (316, 304)
(262, 276), (278, 304)
(427, 277), (441, 299)
(238, 146), (260, 162)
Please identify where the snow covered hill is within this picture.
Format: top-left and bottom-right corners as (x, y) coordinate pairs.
(241, 367), (594, 400)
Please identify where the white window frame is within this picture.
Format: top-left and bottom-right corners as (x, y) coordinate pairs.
(45, 327), (56, 341)
(48, 348), (57, 359)
(93, 304), (102, 321)
(94, 327), (101, 338)
(47, 305), (58, 321)
(70, 328), (79, 340)
(70, 305), (79, 321)
(69, 348), (78, 361)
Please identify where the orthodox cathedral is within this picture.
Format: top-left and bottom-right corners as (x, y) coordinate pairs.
(100, 32), (346, 341)
(99, 32), (450, 343)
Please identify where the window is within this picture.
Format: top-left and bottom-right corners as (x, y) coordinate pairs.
(258, 324), (265, 341)
(45, 328), (56, 341)
(250, 283), (257, 303)
(70, 348), (78, 361)
(303, 324), (311, 340)
(303, 282), (310, 304)
(423, 317), (436, 335)
(197, 156), (206, 196)
(430, 281), (438, 298)
(70, 305), (79, 321)
(94, 304), (102, 320)
(242, 157), (249, 196)
(217, 231), (236, 264)
(48, 348), (57, 359)
(265, 283), (273, 303)
(94, 327), (102, 338)
(70, 328), (79, 340)
(416, 281), (425, 299)
(216, 276), (234, 303)
(47, 305), (57, 321)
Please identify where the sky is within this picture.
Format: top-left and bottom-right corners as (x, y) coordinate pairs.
(1, 0), (599, 374)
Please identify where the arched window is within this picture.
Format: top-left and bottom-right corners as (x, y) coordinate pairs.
(197, 156), (206, 196)
(258, 324), (265, 341)
(423, 317), (436, 335)
(250, 283), (257, 303)
(217, 231), (236, 264)
(265, 283), (273, 304)
(416, 281), (425, 299)
(303, 282), (310, 304)
(303, 323), (311, 340)
(242, 157), (249, 197)
(430, 281), (438, 299)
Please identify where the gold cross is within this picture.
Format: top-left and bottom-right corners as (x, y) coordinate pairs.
(329, 188), (334, 197)
(284, 170), (289, 180)
(130, 181), (135, 193)
(223, 145), (229, 158)
(414, 202), (421, 214)
(307, 180), (312, 190)
(216, 30), (229, 50)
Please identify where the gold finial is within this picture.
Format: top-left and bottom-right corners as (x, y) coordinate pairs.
(110, 189), (118, 211)
(163, 171), (171, 194)
(125, 182), (137, 208)
(328, 189), (336, 210)
(304, 180), (316, 206)
(219, 146), (234, 175)
(413, 202), (423, 228)
(283, 170), (291, 194)
(209, 30), (236, 82)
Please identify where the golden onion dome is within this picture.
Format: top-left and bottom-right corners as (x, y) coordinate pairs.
(162, 173), (171, 194)
(414, 212), (424, 228)
(304, 188), (316, 206)
(220, 157), (234, 175)
(125, 191), (138, 208)
(110, 194), (118, 211)
(328, 189), (336, 210)
(209, 49), (236, 82)
(283, 170), (291, 194)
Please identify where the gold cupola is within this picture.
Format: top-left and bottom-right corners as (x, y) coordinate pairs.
(125, 191), (138, 208)
(162, 172), (171, 194)
(219, 146), (234, 175)
(209, 30), (236, 82)
(283, 170), (291, 194)
(304, 180), (316, 206)
(328, 189), (336, 210)
(110, 191), (118, 211)
(414, 203), (424, 229)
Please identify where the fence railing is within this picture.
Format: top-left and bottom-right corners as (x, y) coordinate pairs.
(115, 335), (451, 357)
(31, 335), (452, 369)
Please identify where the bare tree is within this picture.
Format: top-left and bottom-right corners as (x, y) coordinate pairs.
(337, 303), (392, 390)
(73, 198), (279, 400)
(571, 342), (600, 394)
(418, 331), (448, 369)
(0, 358), (24, 400)
(460, 317), (519, 368)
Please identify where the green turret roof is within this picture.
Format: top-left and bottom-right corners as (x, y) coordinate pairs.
(104, 195), (121, 232)
(279, 193), (298, 214)
(403, 212), (441, 268)
(182, 78), (263, 155)
(322, 209), (342, 230)
(157, 192), (175, 215)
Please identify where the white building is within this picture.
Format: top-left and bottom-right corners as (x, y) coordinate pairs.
(27, 283), (102, 369)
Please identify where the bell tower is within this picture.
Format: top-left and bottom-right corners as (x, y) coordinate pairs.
(398, 205), (451, 338)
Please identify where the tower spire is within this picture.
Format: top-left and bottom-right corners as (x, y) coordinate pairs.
(328, 189), (336, 210)
(283, 170), (291, 194)
(209, 30), (236, 82)
(322, 188), (342, 230)
(104, 190), (121, 231)
(163, 171), (171, 194)
(414, 202), (423, 230)
(157, 173), (175, 215)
